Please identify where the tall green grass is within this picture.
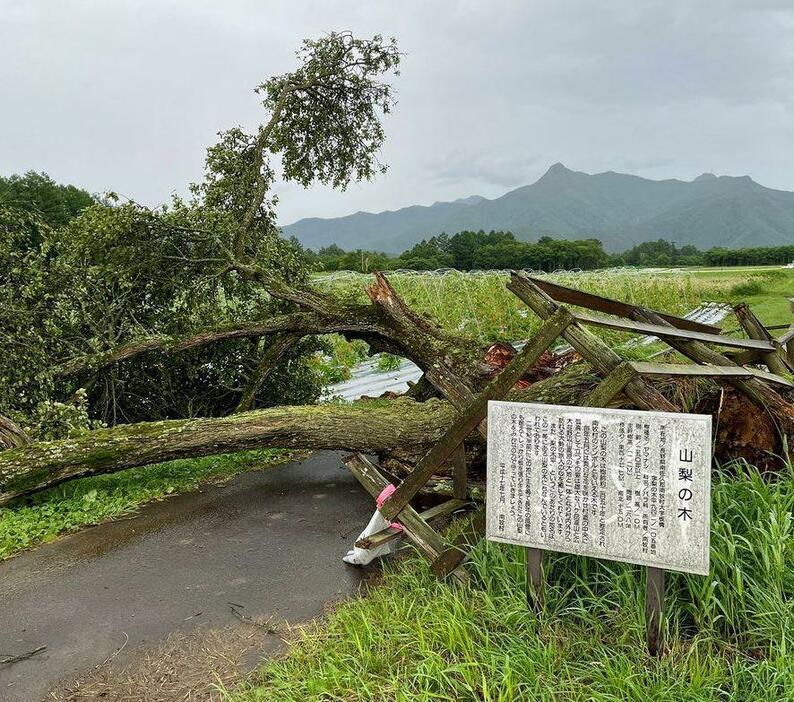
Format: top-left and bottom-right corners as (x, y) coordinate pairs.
(226, 458), (794, 701)
(317, 268), (766, 343)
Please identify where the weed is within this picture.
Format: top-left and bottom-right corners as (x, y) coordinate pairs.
(224, 459), (794, 701)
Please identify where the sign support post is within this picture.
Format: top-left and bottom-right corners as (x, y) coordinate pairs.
(526, 547), (544, 610)
(645, 566), (665, 656)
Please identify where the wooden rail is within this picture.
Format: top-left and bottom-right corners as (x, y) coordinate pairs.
(343, 271), (793, 611)
(630, 361), (793, 387)
(572, 311), (776, 351)
(528, 277), (721, 334)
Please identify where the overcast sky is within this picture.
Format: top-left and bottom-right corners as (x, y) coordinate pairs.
(3, 1), (794, 225)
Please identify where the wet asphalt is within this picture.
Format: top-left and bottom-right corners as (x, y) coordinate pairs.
(0, 451), (373, 701)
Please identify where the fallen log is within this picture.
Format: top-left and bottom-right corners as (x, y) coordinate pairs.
(0, 364), (605, 506)
(0, 397), (455, 506)
(2, 360), (791, 506)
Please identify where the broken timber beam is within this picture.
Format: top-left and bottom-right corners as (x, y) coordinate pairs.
(356, 498), (468, 549)
(451, 443), (468, 499)
(345, 453), (468, 584)
(581, 361), (638, 407)
(571, 311), (775, 352)
(430, 508), (486, 578)
(630, 361), (793, 388)
(379, 307), (574, 521)
(733, 303), (793, 375)
(527, 276), (720, 334)
(507, 272), (677, 413)
(630, 307), (793, 430)
(423, 364), (486, 438)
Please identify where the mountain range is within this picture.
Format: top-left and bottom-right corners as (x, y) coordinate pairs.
(282, 164), (794, 252)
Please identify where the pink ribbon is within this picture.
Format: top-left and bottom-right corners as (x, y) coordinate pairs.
(376, 484), (403, 532)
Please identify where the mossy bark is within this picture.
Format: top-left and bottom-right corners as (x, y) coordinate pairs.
(0, 367), (601, 506)
(0, 398), (455, 505)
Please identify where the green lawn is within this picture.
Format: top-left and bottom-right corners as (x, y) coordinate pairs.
(0, 448), (300, 560)
(679, 267), (793, 330)
(226, 459), (794, 702)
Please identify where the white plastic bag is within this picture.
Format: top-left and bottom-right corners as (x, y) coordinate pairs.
(342, 509), (403, 565)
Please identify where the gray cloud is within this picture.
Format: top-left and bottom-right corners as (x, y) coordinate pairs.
(2, 1), (794, 224)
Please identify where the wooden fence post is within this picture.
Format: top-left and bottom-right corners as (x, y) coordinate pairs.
(380, 307), (573, 521)
(733, 303), (793, 375)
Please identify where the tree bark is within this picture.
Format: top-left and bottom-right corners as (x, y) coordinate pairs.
(0, 415), (29, 450)
(56, 273), (486, 390)
(0, 367), (601, 506)
(0, 398), (454, 505)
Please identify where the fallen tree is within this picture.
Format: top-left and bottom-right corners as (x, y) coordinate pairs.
(2, 270), (792, 506)
(0, 397), (456, 505)
(1, 372), (604, 506)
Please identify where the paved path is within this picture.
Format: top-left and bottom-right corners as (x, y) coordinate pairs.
(0, 452), (373, 701)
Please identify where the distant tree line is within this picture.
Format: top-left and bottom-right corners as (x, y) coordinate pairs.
(618, 238), (794, 267)
(302, 231), (794, 273)
(0, 171), (96, 230)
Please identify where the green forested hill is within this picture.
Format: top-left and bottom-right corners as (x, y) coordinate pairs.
(283, 164), (794, 251)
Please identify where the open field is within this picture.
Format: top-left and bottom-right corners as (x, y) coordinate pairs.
(318, 267), (794, 340)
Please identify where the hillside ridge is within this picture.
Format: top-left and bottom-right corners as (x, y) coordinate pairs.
(282, 164), (794, 252)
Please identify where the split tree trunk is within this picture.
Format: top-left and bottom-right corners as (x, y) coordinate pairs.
(0, 415), (29, 450)
(4, 271), (792, 508)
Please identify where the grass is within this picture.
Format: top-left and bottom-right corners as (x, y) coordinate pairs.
(225, 458), (794, 702)
(320, 267), (794, 342)
(0, 448), (300, 560)
(313, 266), (794, 381)
(688, 268), (793, 330)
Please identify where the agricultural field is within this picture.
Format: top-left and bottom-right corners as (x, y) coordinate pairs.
(313, 266), (794, 381)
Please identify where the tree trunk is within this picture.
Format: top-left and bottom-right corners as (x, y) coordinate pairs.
(0, 415), (29, 450)
(0, 366), (605, 506)
(0, 398), (454, 505)
(8, 271), (790, 509)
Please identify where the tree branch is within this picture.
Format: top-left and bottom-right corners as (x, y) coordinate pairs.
(54, 308), (387, 377)
(234, 333), (301, 412)
(0, 415), (29, 450)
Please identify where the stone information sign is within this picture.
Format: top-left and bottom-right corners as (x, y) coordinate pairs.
(486, 401), (711, 575)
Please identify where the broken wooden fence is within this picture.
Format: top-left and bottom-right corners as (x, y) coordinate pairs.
(345, 271), (794, 652)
